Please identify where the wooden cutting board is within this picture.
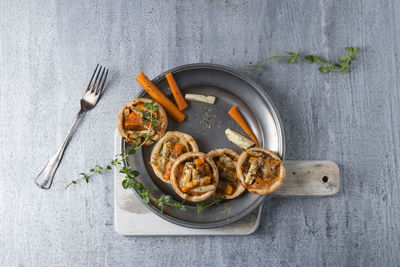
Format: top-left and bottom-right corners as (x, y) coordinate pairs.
(113, 130), (339, 236)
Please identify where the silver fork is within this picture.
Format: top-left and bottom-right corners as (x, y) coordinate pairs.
(35, 64), (109, 189)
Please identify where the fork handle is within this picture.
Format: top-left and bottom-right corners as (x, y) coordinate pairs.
(35, 109), (84, 189)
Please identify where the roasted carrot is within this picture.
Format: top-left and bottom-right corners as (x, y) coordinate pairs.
(181, 184), (193, 193)
(200, 176), (212, 185)
(136, 72), (185, 123)
(228, 106), (259, 146)
(135, 103), (145, 110)
(255, 177), (267, 186)
(194, 158), (211, 175)
(165, 72), (188, 111)
(172, 142), (184, 156)
(181, 177), (211, 193)
(163, 143), (185, 180)
(194, 158), (203, 169)
(124, 111), (143, 129)
(223, 184), (234, 195)
(164, 161), (173, 181)
(181, 179), (199, 192)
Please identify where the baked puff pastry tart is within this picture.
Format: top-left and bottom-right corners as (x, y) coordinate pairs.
(117, 98), (167, 146)
(170, 152), (219, 202)
(207, 149), (246, 199)
(150, 131), (199, 183)
(236, 148), (285, 195)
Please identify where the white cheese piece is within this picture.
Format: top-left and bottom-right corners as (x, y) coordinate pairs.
(189, 184), (217, 193)
(184, 94), (216, 104)
(225, 128), (255, 150)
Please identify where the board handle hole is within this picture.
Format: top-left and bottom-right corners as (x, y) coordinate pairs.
(322, 176), (329, 183)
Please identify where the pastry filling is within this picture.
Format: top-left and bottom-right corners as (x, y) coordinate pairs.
(176, 157), (215, 194)
(157, 140), (188, 181)
(123, 101), (161, 143)
(242, 151), (281, 187)
(214, 154), (240, 196)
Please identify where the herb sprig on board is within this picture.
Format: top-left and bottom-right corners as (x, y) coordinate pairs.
(121, 165), (223, 213)
(246, 46), (360, 74)
(66, 101), (223, 213)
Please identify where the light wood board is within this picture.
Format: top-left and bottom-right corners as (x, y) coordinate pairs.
(114, 130), (340, 236)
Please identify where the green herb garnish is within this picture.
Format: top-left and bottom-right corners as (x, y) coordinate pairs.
(246, 46), (360, 74)
(121, 164), (223, 213)
(66, 101), (223, 213)
(66, 101), (159, 188)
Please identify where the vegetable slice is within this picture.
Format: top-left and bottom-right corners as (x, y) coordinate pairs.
(189, 184), (217, 193)
(225, 128), (255, 149)
(194, 158), (211, 175)
(136, 72), (185, 123)
(124, 110), (143, 129)
(165, 72), (188, 111)
(244, 162), (258, 185)
(184, 94), (216, 104)
(228, 106), (259, 146)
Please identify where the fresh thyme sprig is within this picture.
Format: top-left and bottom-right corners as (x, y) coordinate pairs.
(121, 165), (223, 213)
(64, 151), (130, 188)
(65, 101), (159, 189)
(246, 46), (360, 74)
(66, 101), (224, 213)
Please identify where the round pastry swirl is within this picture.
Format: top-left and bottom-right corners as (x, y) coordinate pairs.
(151, 131), (199, 183)
(236, 147), (285, 195)
(207, 148), (246, 199)
(171, 152), (219, 202)
(117, 98), (167, 146)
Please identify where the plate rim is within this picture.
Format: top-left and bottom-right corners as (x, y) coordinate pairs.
(121, 63), (286, 229)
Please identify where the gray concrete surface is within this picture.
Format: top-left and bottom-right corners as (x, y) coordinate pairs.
(1, 0), (399, 266)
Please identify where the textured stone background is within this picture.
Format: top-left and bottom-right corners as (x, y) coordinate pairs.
(1, 0), (399, 266)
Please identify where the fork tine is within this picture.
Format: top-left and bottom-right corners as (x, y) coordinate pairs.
(86, 64), (99, 91)
(97, 69), (108, 95)
(90, 65), (102, 93)
(94, 67), (106, 95)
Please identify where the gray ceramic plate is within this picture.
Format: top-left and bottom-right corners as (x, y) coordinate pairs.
(122, 63), (285, 229)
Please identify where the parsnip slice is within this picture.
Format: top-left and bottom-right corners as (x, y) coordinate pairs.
(189, 184), (217, 193)
(225, 128), (255, 150)
(245, 162), (258, 185)
(182, 163), (194, 184)
(184, 94), (216, 104)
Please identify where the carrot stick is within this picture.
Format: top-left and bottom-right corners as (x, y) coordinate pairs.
(165, 72), (188, 111)
(228, 106), (259, 146)
(136, 72), (185, 123)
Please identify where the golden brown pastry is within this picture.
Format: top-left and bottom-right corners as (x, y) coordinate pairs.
(170, 152), (219, 202)
(150, 131), (199, 183)
(117, 98), (167, 145)
(236, 147), (285, 195)
(207, 149), (246, 199)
